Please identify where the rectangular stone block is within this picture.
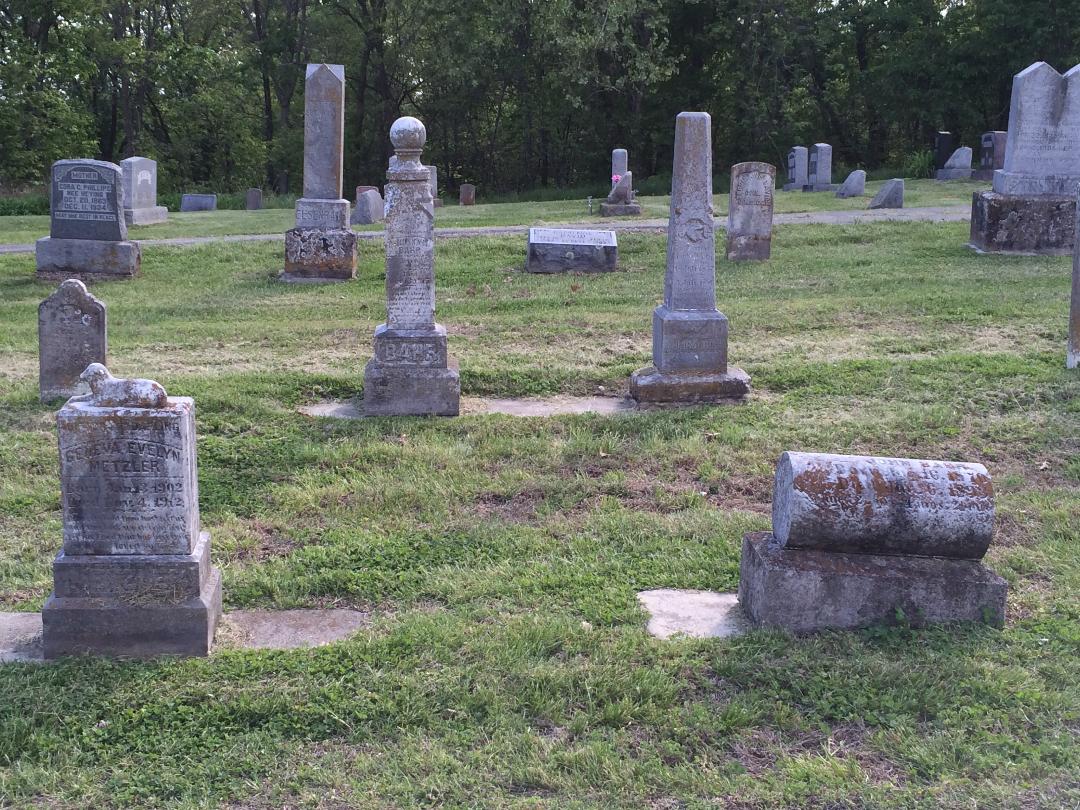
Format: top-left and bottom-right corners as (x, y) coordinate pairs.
(124, 206), (167, 226)
(57, 396), (199, 556)
(599, 202), (641, 216)
(526, 228), (617, 273)
(35, 237), (140, 281)
(42, 566), (221, 658)
(738, 532), (1007, 633)
(652, 305), (727, 373)
(969, 190), (1076, 254)
(282, 227), (357, 281)
(53, 530), (211, 600)
(180, 194), (217, 212)
(629, 365), (750, 403)
(295, 198), (349, 229)
(372, 324), (448, 367)
(362, 360), (460, 416)
(50, 160), (126, 241)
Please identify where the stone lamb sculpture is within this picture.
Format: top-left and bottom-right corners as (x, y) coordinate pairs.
(79, 363), (168, 408)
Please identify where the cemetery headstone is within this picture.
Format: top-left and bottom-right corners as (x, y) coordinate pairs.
(1069, 188), (1080, 369)
(351, 189), (385, 225)
(526, 228), (618, 273)
(600, 171), (641, 216)
(869, 178), (904, 209)
(970, 62), (1080, 254)
(611, 148), (628, 186)
(459, 183), (476, 206)
(282, 64), (357, 281)
(36, 159), (141, 281)
(180, 193), (217, 212)
(630, 112), (750, 402)
(39, 280), (107, 403)
(936, 146), (973, 180)
(362, 116), (460, 416)
(973, 131), (1007, 181)
(835, 169), (866, 198)
(934, 131), (954, 169)
(726, 161), (775, 261)
(245, 188), (263, 210)
(803, 143), (834, 191)
(739, 452), (1007, 632)
(429, 166), (443, 207)
(42, 363), (222, 658)
(120, 157), (167, 225)
(783, 146), (808, 191)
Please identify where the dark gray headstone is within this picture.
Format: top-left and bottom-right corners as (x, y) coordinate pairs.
(180, 194), (217, 212)
(936, 147), (973, 180)
(459, 183), (476, 206)
(934, 132), (954, 170)
(869, 179), (904, 209)
(50, 160), (126, 241)
(38, 280), (107, 402)
(245, 188), (263, 210)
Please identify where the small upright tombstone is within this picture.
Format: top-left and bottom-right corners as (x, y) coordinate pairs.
(726, 162), (775, 261)
(936, 147), (973, 180)
(803, 143), (833, 191)
(180, 193), (217, 212)
(970, 63), (1080, 254)
(611, 149), (628, 186)
(120, 157), (167, 225)
(1069, 187), (1080, 369)
(42, 363), (222, 658)
(934, 131), (955, 170)
(630, 112), (750, 402)
(36, 160), (141, 281)
(351, 189), (385, 225)
(459, 183), (476, 206)
(783, 146), (807, 191)
(362, 117), (460, 416)
(869, 179), (904, 209)
(600, 172), (641, 216)
(836, 170), (866, 198)
(973, 131), (1007, 181)
(245, 188), (263, 210)
(526, 228), (618, 273)
(39, 280), (106, 403)
(429, 166), (443, 207)
(283, 64), (357, 281)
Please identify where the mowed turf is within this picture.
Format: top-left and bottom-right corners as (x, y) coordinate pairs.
(0, 220), (1077, 808)
(0, 178), (984, 244)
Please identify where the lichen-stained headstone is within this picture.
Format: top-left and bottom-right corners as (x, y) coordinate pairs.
(38, 280), (107, 403)
(303, 63), (346, 201)
(726, 161), (775, 261)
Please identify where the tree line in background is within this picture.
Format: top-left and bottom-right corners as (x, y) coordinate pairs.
(2, 0), (1079, 198)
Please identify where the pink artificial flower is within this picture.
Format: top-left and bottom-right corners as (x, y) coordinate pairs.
(611, 174), (621, 183)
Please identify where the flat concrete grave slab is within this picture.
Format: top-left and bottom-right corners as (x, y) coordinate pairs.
(637, 590), (746, 640)
(299, 396), (638, 419)
(1, 609), (371, 661)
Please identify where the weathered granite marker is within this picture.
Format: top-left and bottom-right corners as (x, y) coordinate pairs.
(363, 117), (460, 416)
(1069, 188), (1080, 369)
(283, 64), (357, 281)
(601, 171), (641, 216)
(180, 193), (216, 212)
(783, 146), (807, 191)
(36, 160), (141, 281)
(970, 62), (1080, 254)
(245, 188), (263, 210)
(459, 183), (476, 206)
(611, 149), (628, 185)
(973, 131), (1007, 181)
(39, 280), (106, 403)
(934, 131), (954, 170)
(738, 451), (1008, 633)
(869, 179), (904, 209)
(726, 161), (775, 261)
(835, 170), (866, 198)
(936, 146), (973, 180)
(120, 157), (167, 225)
(42, 364), (222, 658)
(803, 143), (833, 191)
(351, 189), (385, 225)
(526, 228), (617, 273)
(630, 112), (750, 402)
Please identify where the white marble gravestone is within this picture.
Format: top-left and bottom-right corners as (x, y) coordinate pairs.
(120, 157), (168, 225)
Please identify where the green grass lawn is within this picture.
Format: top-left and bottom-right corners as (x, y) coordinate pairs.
(0, 179), (985, 245)
(0, 220), (1077, 808)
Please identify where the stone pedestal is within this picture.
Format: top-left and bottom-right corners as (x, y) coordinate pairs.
(124, 206), (168, 226)
(36, 237), (140, 281)
(738, 532), (1007, 633)
(42, 365), (222, 658)
(969, 190), (1075, 254)
(364, 326), (460, 416)
(599, 202), (641, 216)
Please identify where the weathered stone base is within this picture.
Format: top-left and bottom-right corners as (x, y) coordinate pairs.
(968, 190), (1076, 255)
(124, 206), (168, 226)
(801, 184), (835, 192)
(281, 227), (357, 281)
(935, 169), (971, 181)
(35, 237), (140, 281)
(362, 359), (460, 416)
(599, 203), (641, 216)
(526, 241), (617, 273)
(652, 306), (728, 371)
(972, 169), (995, 182)
(782, 183), (801, 192)
(630, 365), (751, 403)
(42, 531), (222, 658)
(738, 532), (1007, 634)
(726, 235), (771, 261)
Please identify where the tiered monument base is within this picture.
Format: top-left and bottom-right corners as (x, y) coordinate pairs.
(968, 190), (1076, 254)
(124, 206), (168, 226)
(362, 325), (460, 416)
(630, 366), (751, 402)
(35, 237), (140, 281)
(42, 531), (222, 658)
(737, 532), (1007, 633)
